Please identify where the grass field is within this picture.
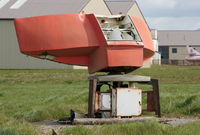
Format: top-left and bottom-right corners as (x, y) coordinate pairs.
(0, 65), (200, 135)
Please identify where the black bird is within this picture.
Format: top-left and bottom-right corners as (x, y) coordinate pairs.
(52, 129), (57, 135)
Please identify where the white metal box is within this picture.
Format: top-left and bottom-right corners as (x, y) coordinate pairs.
(112, 88), (142, 117)
(100, 93), (111, 110)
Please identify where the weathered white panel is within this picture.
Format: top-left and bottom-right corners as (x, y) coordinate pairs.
(100, 93), (111, 110)
(0, 20), (72, 69)
(115, 88), (141, 116)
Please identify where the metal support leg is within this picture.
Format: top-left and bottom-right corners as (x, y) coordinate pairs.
(151, 79), (161, 117)
(88, 79), (97, 118)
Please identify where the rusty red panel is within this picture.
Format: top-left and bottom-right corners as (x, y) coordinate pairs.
(54, 56), (89, 66)
(106, 45), (143, 67)
(14, 14), (106, 56)
(131, 17), (154, 61)
(14, 14), (154, 73)
(88, 44), (143, 73)
(147, 91), (156, 111)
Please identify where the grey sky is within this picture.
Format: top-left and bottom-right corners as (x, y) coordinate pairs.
(137, 0), (200, 30)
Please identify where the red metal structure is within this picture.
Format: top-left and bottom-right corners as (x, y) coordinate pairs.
(14, 13), (161, 119)
(14, 13), (154, 73)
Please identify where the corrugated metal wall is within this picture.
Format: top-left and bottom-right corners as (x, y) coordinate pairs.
(0, 20), (72, 69)
(83, 0), (111, 15)
(127, 3), (144, 19)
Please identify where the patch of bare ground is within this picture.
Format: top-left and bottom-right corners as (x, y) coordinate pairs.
(34, 117), (200, 135)
(34, 120), (68, 135)
(160, 117), (200, 126)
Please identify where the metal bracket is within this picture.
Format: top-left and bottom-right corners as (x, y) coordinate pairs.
(88, 75), (161, 118)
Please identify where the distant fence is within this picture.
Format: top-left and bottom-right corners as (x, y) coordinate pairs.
(154, 59), (200, 66)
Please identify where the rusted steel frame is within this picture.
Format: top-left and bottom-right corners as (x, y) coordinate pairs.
(142, 91), (155, 112)
(88, 79), (98, 118)
(99, 110), (112, 112)
(95, 91), (112, 112)
(94, 91), (100, 112)
(151, 79), (161, 117)
(142, 79), (161, 117)
(88, 76), (161, 118)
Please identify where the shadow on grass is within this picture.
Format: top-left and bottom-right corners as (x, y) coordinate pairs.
(175, 96), (200, 115)
(0, 93), (3, 97)
(190, 108), (200, 114)
(176, 96), (197, 108)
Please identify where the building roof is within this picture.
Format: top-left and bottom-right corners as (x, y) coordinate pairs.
(0, 0), (90, 19)
(158, 30), (200, 46)
(104, 0), (135, 15)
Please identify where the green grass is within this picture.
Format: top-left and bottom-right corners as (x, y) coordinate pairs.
(61, 120), (200, 135)
(0, 65), (200, 134)
(0, 69), (89, 121)
(0, 114), (38, 135)
(133, 65), (200, 117)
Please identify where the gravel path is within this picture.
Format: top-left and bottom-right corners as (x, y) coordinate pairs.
(159, 117), (200, 126)
(34, 117), (200, 135)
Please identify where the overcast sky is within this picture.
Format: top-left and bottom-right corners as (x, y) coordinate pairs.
(137, 0), (200, 30)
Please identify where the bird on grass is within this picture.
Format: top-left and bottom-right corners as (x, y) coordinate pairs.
(52, 129), (57, 135)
